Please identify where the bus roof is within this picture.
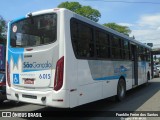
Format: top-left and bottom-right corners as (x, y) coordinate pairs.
(71, 10), (152, 50)
(27, 8), (151, 50)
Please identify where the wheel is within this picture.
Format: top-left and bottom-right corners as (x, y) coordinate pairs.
(116, 78), (126, 102)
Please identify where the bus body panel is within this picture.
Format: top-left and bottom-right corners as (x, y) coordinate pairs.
(7, 87), (69, 108)
(76, 59), (133, 106)
(88, 60), (133, 95)
(8, 43), (58, 89)
(6, 9), (70, 108)
(6, 8), (152, 108)
(63, 10), (79, 108)
(138, 61), (148, 85)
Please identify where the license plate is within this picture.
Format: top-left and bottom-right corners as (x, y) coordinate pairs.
(24, 79), (35, 84)
(22, 94), (37, 99)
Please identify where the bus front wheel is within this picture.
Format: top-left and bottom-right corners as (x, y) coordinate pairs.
(116, 78), (126, 102)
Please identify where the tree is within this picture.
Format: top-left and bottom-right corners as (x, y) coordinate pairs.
(58, 1), (101, 22)
(103, 22), (131, 36)
(0, 16), (7, 37)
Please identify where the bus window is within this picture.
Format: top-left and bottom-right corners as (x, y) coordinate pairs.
(10, 14), (57, 47)
(71, 19), (94, 58)
(95, 30), (110, 59)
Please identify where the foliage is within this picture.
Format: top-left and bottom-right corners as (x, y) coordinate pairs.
(103, 22), (131, 36)
(0, 16), (7, 37)
(58, 1), (101, 22)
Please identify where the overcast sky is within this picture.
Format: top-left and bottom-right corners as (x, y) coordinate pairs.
(1, 0), (160, 47)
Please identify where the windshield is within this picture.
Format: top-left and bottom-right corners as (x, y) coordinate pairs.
(10, 13), (57, 47)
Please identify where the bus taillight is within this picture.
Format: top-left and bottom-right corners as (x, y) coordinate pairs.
(7, 61), (11, 87)
(54, 56), (64, 91)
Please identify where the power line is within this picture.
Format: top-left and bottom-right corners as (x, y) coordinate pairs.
(85, 0), (160, 5)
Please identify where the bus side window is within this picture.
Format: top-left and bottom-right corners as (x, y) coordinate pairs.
(70, 19), (94, 59)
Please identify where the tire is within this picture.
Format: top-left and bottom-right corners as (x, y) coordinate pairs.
(116, 78), (126, 102)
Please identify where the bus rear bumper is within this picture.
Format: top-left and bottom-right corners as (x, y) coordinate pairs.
(7, 87), (70, 108)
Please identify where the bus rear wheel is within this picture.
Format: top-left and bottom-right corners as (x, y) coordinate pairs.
(116, 78), (126, 102)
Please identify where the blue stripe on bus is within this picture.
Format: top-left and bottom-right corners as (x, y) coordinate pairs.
(94, 74), (127, 80)
(23, 69), (49, 72)
(8, 48), (24, 66)
(11, 16), (26, 23)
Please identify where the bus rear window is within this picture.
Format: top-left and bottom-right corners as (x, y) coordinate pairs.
(10, 13), (57, 47)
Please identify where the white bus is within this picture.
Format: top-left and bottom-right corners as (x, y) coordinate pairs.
(6, 8), (151, 108)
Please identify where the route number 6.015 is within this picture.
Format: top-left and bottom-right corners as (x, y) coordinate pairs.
(39, 74), (51, 79)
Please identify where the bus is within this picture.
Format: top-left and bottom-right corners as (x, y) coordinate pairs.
(6, 8), (151, 108)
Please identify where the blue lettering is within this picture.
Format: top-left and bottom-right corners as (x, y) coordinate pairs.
(39, 74), (42, 79)
(48, 74), (51, 79)
(23, 61), (52, 69)
(39, 74), (51, 79)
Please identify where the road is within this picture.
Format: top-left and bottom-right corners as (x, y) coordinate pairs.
(1, 78), (160, 120)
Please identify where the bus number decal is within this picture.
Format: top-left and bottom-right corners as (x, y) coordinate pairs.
(39, 74), (51, 79)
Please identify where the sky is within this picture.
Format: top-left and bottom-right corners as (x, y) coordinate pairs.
(1, 0), (160, 47)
